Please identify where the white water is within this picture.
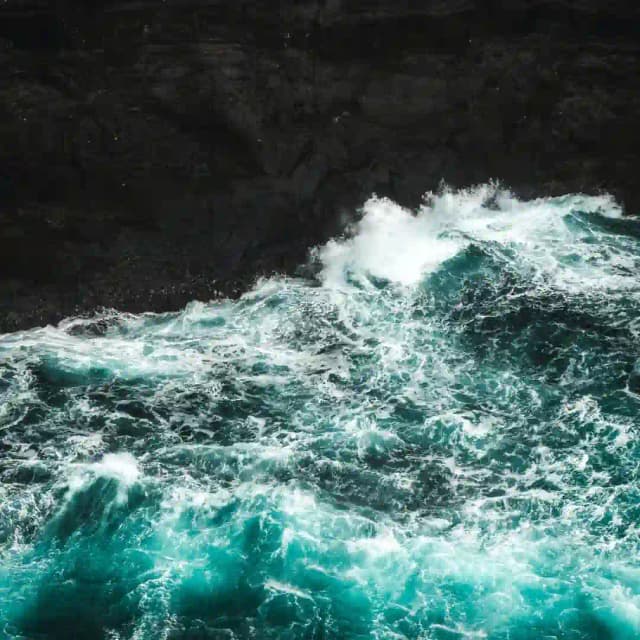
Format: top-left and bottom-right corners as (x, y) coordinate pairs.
(0, 185), (639, 639)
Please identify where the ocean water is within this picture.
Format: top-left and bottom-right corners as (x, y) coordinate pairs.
(1, 185), (639, 639)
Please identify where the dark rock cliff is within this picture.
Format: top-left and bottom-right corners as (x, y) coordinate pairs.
(1, 1), (639, 331)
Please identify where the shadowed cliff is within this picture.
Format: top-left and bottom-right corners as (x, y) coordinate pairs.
(1, 0), (639, 331)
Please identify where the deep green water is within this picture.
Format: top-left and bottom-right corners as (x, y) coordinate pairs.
(1, 185), (639, 639)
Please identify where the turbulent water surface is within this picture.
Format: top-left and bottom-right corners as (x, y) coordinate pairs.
(1, 186), (640, 639)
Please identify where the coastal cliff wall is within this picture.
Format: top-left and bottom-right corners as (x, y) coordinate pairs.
(1, 0), (639, 331)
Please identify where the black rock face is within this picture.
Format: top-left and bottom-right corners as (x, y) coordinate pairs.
(1, 1), (639, 332)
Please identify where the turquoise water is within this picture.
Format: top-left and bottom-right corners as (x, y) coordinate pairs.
(1, 185), (639, 639)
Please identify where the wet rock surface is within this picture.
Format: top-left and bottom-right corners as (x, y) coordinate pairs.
(1, 0), (639, 332)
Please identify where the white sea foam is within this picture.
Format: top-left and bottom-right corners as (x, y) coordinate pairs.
(66, 452), (140, 504)
(91, 452), (140, 485)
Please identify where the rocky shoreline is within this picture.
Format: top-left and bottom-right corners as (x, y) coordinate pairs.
(1, 0), (639, 333)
